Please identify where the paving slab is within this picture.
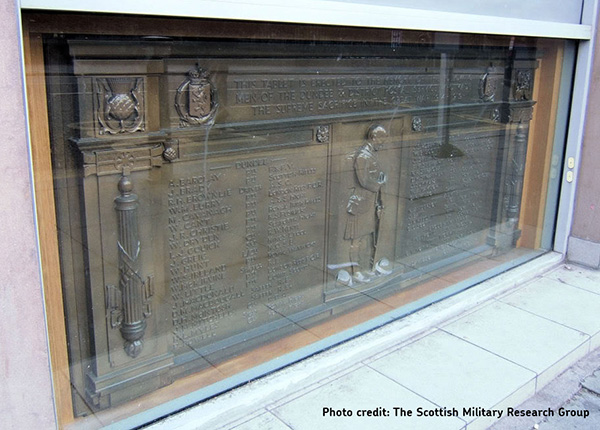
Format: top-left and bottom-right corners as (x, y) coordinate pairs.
(490, 347), (600, 430)
(582, 370), (600, 395)
(225, 412), (292, 430)
(442, 300), (590, 388)
(538, 390), (600, 430)
(544, 265), (600, 295)
(367, 330), (536, 429)
(270, 365), (465, 430)
(500, 277), (600, 349)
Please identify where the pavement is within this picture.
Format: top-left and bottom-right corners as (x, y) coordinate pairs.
(490, 347), (600, 430)
(146, 254), (600, 430)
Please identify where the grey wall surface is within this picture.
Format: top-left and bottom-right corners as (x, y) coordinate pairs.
(570, 16), (600, 267)
(572, 20), (600, 243)
(0, 0), (56, 428)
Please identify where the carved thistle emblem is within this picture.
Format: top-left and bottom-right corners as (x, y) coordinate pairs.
(175, 64), (218, 127)
(96, 77), (145, 135)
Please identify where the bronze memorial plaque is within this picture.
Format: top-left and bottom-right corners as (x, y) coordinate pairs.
(46, 37), (537, 414)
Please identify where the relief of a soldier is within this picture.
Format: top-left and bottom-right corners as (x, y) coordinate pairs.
(342, 124), (392, 284)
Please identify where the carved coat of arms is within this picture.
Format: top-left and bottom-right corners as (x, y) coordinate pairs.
(175, 64), (218, 126)
(514, 69), (533, 101)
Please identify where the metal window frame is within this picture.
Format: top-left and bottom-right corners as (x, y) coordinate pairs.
(554, 0), (600, 253)
(20, 0), (592, 39)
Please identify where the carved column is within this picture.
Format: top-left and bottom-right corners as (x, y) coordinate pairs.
(505, 120), (530, 244)
(504, 67), (535, 246)
(487, 64), (535, 251)
(106, 173), (153, 358)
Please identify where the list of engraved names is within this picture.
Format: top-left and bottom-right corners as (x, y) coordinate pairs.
(166, 149), (327, 350)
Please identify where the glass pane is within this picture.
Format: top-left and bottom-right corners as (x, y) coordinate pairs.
(38, 17), (570, 428)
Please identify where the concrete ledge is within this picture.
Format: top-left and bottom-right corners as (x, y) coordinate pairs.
(568, 236), (600, 269)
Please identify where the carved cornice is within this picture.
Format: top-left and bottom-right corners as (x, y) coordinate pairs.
(508, 104), (534, 123)
(81, 144), (164, 177)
